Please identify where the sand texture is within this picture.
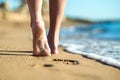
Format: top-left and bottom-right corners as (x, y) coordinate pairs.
(0, 21), (120, 80)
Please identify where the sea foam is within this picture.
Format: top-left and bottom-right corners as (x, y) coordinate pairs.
(59, 21), (120, 68)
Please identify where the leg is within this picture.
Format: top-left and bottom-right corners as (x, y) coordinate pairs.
(48, 0), (66, 54)
(27, 0), (51, 56)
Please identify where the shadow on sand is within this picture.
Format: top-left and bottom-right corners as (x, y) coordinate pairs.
(0, 50), (32, 56)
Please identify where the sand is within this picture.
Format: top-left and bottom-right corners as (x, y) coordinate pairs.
(0, 20), (120, 80)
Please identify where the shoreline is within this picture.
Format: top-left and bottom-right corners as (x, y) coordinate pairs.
(0, 20), (120, 80)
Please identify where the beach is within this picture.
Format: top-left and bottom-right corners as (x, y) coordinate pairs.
(0, 20), (120, 80)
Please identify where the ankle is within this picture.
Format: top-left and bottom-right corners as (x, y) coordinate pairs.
(31, 19), (44, 26)
(30, 14), (43, 22)
(31, 21), (45, 30)
(48, 37), (59, 48)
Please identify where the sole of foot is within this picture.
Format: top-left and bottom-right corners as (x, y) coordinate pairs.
(31, 21), (51, 57)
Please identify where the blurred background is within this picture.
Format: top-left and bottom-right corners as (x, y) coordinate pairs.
(0, 0), (28, 21)
(0, 0), (120, 38)
(65, 0), (120, 21)
(0, 0), (120, 23)
(0, 0), (120, 39)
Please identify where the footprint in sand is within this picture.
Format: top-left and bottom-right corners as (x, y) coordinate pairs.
(29, 59), (79, 68)
(53, 59), (79, 65)
(30, 63), (54, 68)
(43, 64), (54, 67)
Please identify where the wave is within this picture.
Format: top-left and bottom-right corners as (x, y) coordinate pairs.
(59, 21), (120, 68)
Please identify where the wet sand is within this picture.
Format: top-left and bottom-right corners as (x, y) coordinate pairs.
(0, 21), (120, 80)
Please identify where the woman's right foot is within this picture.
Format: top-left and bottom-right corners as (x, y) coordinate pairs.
(47, 34), (59, 54)
(31, 21), (51, 56)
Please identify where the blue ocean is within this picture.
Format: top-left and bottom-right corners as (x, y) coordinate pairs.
(59, 21), (120, 68)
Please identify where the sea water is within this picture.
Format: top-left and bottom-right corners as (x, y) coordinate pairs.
(59, 21), (120, 68)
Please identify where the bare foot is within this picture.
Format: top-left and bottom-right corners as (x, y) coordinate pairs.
(47, 35), (59, 54)
(31, 21), (51, 56)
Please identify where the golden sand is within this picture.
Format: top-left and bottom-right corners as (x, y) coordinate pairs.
(0, 21), (120, 80)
